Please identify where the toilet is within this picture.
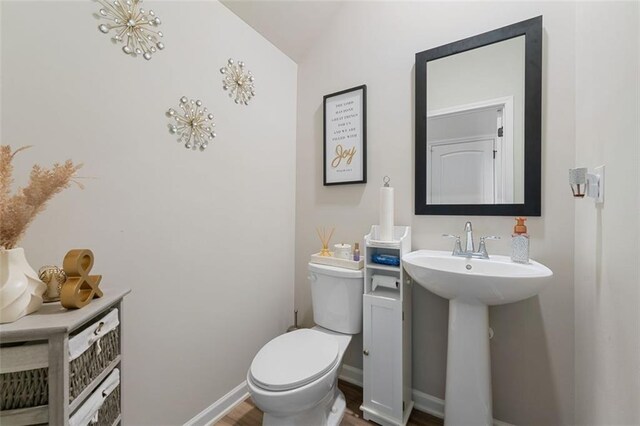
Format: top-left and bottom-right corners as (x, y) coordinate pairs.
(247, 262), (364, 426)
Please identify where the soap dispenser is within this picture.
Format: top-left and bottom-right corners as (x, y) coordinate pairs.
(511, 217), (529, 263)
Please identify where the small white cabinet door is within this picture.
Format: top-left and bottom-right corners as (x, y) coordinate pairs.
(363, 294), (403, 420)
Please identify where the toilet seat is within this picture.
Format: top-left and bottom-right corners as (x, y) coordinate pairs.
(249, 329), (339, 391)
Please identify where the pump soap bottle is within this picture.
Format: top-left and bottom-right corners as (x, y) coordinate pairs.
(511, 217), (529, 263)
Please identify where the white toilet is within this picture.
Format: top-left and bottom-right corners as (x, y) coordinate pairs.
(247, 262), (364, 426)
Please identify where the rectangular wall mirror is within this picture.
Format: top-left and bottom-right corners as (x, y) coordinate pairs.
(415, 16), (542, 216)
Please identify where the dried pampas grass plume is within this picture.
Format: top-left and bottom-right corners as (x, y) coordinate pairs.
(0, 145), (83, 250)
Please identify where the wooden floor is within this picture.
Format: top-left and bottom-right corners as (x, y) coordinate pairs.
(216, 380), (443, 426)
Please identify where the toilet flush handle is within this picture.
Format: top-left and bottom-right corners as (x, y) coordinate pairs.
(308, 273), (317, 282)
(363, 349), (369, 356)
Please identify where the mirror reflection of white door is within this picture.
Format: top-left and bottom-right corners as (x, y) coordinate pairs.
(426, 97), (514, 204)
(430, 138), (495, 204)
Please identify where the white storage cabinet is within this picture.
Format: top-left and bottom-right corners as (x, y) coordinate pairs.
(361, 226), (413, 426)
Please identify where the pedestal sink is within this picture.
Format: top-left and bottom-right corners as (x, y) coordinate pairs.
(403, 250), (552, 426)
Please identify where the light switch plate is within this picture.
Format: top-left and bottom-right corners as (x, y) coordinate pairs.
(594, 165), (605, 204)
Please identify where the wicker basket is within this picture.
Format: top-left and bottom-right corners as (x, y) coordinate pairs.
(69, 326), (120, 402)
(94, 385), (120, 426)
(0, 315), (120, 412)
(0, 366), (48, 410)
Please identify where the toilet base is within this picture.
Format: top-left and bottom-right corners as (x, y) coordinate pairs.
(262, 388), (346, 426)
(327, 390), (346, 426)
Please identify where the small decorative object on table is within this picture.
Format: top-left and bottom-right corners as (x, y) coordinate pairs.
(0, 145), (82, 323)
(316, 227), (335, 257)
(167, 97), (216, 151)
(353, 242), (361, 261)
(333, 243), (351, 260)
(38, 265), (67, 303)
(96, 0), (165, 60)
(0, 248), (46, 324)
(60, 249), (103, 309)
(220, 58), (256, 105)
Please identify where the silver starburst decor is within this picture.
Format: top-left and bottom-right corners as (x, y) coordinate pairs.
(166, 97), (216, 152)
(96, 0), (164, 60)
(220, 58), (256, 105)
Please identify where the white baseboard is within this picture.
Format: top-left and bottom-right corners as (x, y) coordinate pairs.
(339, 364), (364, 387)
(339, 365), (514, 426)
(186, 366), (515, 426)
(184, 381), (249, 426)
(492, 420), (516, 426)
(411, 388), (445, 419)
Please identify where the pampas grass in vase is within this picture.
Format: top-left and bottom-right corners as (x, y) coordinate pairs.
(0, 145), (83, 323)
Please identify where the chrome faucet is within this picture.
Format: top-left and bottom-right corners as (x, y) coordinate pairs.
(443, 221), (500, 259)
(464, 221), (474, 252)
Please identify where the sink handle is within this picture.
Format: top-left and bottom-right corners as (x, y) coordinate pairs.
(478, 236), (500, 258)
(442, 234), (463, 256)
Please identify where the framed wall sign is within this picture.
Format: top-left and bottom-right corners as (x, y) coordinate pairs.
(323, 85), (367, 185)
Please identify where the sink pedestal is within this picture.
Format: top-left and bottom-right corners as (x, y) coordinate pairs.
(445, 298), (492, 426)
(402, 250), (553, 426)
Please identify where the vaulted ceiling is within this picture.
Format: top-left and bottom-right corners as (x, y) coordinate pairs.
(220, 0), (345, 63)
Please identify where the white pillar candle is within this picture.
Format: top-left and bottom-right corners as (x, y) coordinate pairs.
(380, 178), (394, 241)
(334, 243), (352, 259)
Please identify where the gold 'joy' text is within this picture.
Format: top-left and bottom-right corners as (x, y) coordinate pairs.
(331, 144), (357, 168)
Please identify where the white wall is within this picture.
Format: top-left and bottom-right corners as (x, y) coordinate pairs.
(295, 2), (576, 424)
(0, 1), (297, 424)
(574, 2), (640, 424)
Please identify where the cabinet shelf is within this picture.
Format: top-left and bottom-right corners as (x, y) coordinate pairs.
(366, 263), (401, 273)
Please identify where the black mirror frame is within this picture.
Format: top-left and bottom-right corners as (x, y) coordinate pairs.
(415, 16), (542, 216)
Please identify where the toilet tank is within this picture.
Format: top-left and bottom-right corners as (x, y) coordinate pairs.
(308, 263), (364, 334)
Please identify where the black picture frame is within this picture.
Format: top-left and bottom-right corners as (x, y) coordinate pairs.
(415, 16), (542, 216)
(323, 85), (367, 186)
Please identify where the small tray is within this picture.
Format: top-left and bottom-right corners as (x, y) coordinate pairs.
(310, 253), (364, 270)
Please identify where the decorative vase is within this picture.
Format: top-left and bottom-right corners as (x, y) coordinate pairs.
(0, 248), (46, 324)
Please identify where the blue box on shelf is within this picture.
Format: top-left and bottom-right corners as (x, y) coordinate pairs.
(371, 253), (400, 266)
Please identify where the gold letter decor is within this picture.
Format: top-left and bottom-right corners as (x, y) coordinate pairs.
(60, 249), (103, 309)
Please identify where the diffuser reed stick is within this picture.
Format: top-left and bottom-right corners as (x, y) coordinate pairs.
(316, 226), (335, 257)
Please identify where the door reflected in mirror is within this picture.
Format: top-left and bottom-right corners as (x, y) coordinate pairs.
(427, 36), (524, 205)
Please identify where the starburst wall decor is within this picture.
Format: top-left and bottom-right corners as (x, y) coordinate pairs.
(220, 58), (256, 105)
(96, 0), (165, 60)
(166, 97), (216, 152)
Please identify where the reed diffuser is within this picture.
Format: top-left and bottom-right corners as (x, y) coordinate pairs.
(316, 226), (335, 257)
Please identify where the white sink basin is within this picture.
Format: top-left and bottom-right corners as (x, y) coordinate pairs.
(402, 250), (552, 305)
(402, 249), (552, 425)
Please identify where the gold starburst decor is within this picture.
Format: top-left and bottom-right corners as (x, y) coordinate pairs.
(166, 97), (216, 152)
(96, 0), (164, 60)
(220, 58), (256, 105)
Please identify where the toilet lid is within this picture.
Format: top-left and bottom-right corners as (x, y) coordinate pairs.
(249, 329), (339, 391)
